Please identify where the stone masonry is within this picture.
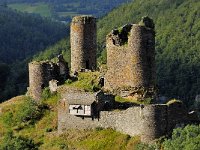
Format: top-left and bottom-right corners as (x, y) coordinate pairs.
(28, 58), (69, 101)
(28, 61), (59, 101)
(58, 101), (192, 143)
(70, 15), (97, 72)
(27, 16), (200, 144)
(105, 17), (156, 100)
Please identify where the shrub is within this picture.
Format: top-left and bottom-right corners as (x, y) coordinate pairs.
(65, 79), (73, 84)
(163, 125), (200, 150)
(15, 98), (45, 125)
(136, 143), (156, 150)
(1, 97), (45, 128)
(41, 87), (52, 100)
(0, 131), (38, 150)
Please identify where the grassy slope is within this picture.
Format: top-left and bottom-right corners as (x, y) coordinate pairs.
(8, 3), (52, 17)
(0, 94), (141, 150)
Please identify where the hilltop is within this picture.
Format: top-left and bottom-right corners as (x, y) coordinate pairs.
(97, 0), (200, 104)
(38, 0), (200, 105)
(0, 0), (200, 149)
(0, 94), (145, 150)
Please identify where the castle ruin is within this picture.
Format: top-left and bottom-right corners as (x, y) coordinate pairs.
(28, 55), (69, 101)
(70, 15), (97, 72)
(27, 16), (199, 143)
(105, 17), (156, 100)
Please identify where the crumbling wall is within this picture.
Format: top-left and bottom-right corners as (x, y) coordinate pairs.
(58, 102), (191, 143)
(167, 102), (188, 133)
(28, 61), (59, 101)
(105, 19), (156, 99)
(140, 105), (167, 143)
(70, 15), (97, 72)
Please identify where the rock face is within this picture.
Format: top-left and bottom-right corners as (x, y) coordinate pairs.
(70, 15), (97, 73)
(105, 17), (156, 100)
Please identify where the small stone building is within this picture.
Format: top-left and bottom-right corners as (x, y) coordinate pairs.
(68, 99), (95, 116)
(60, 89), (114, 118)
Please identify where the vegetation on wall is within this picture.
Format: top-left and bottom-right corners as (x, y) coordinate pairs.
(64, 72), (101, 92)
(27, 0), (200, 106)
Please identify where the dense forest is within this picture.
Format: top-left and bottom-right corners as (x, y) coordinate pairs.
(0, 6), (68, 102)
(1, 0), (200, 106)
(0, 0), (200, 149)
(96, 0), (200, 106)
(1, 0), (131, 22)
(37, 0), (200, 106)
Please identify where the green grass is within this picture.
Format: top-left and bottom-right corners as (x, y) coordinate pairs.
(64, 72), (101, 92)
(166, 99), (183, 105)
(0, 95), (143, 149)
(115, 96), (153, 105)
(8, 3), (52, 18)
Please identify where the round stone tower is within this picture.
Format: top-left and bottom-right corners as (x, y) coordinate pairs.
(70, 15), (97, 72)
(129, 23), (155, 88)
(140, 105), (167, 143)
(105, 17), (156, 100)
(28, 61), (59, 101)
(29, 62), (45, 101)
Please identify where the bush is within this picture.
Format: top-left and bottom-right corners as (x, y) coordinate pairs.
(163, 125), (200, 150)
(2, 97), (45, 128)
(16, 99), (44, 123)
(42, 87), (52, 100)
(0, 131), (38, 150)
(136, 143), (156, 150)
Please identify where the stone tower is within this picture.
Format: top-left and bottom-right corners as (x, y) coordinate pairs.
(105, 17), (156, 100)
(28, 61), (59, 101)
(70, 15), (97, 72)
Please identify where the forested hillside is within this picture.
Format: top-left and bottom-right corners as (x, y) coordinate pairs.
(97, 0), (200, 105)
(0, 6), (67, 63)
(2, 0), (131, 22)
(0, 0), (200, 149)
(37, 0), (200, 106)
(0, 6), (67, 102)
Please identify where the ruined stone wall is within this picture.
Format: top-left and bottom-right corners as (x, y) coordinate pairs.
(105, 35), (132, 91)
(105, 23), (156, 99)
(28, 61), (59, 101)
(70, 16), (97, 72)
(167, 102), (188, 132)
(58, 103), (189, 143)
(140, 105), (167, 143)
